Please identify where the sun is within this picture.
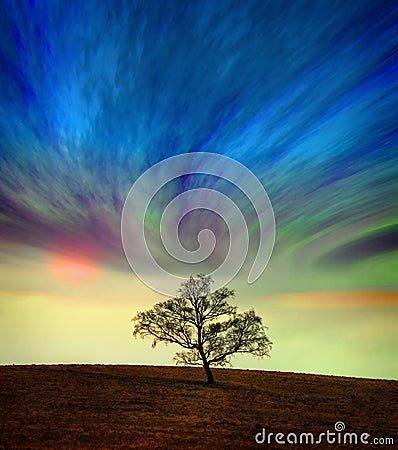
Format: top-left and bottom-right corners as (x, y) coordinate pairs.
(50, 255), (101, 284)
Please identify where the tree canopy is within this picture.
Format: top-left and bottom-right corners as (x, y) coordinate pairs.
(132, 274), (272, 384)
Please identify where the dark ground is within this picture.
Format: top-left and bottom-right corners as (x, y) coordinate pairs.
(0, 365), (396, 449)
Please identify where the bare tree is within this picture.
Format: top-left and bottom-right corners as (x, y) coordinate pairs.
(132, 274), (272, 384)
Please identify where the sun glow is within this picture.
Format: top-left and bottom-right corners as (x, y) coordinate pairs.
(50, 255), (101, 284)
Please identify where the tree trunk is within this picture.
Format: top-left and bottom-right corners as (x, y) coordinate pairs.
(197, 325), (215, 384)
(203, 360), (215, 385)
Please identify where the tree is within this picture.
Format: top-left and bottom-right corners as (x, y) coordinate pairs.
(132, 274), (272, 384)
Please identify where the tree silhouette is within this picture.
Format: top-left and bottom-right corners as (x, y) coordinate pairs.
(132, 274), (272, 384)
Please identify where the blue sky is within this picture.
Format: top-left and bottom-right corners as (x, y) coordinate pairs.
(0, 0), (397, 379)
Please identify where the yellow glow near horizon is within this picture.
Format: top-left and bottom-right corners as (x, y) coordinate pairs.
(0, 245), (397, 380)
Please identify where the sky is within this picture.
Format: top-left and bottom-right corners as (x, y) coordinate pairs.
(0, 0), (397, 379)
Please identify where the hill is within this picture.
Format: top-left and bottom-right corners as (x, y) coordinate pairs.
(0, 365), (396, 449)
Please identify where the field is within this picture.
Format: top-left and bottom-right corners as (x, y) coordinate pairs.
(0, 365), (396, 449)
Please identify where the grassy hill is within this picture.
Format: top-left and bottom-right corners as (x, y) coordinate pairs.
(0, 365), (396, 449)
